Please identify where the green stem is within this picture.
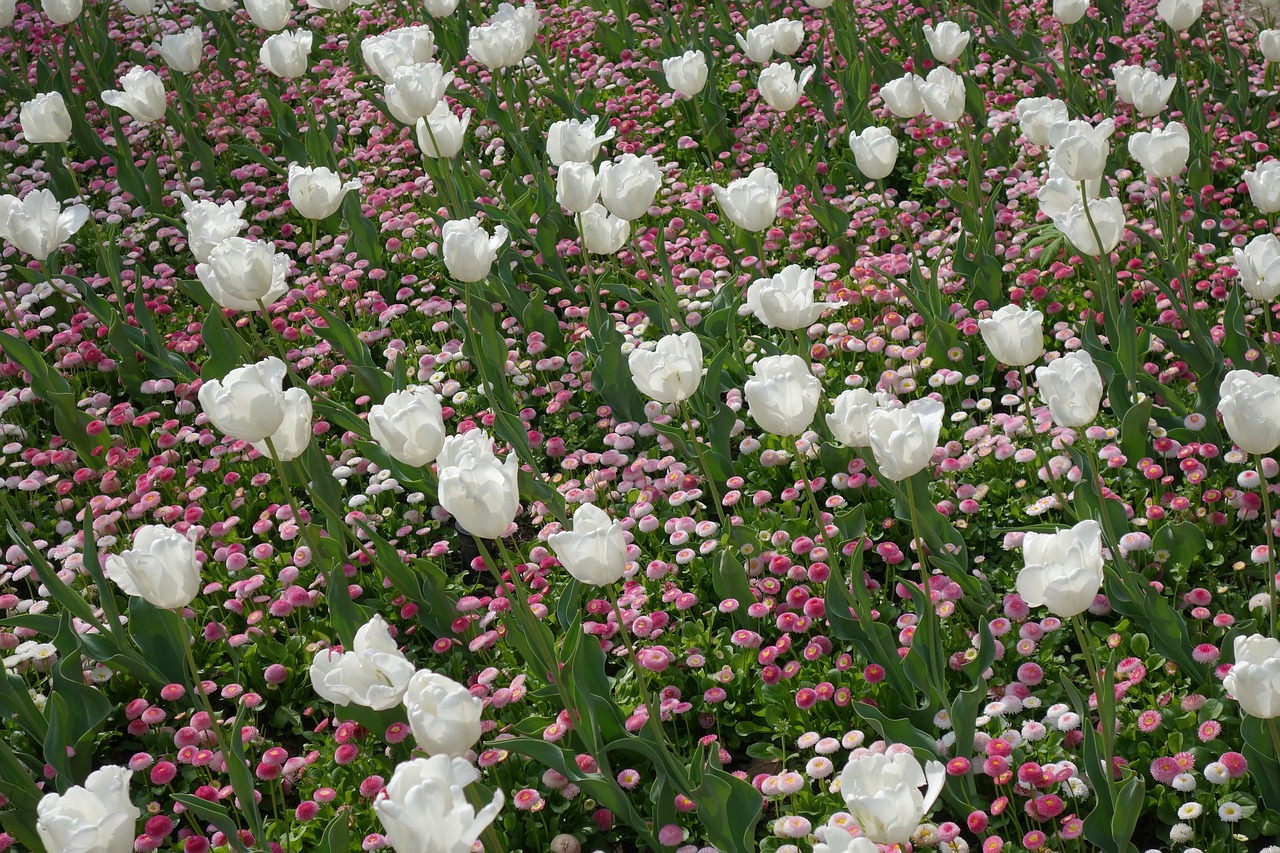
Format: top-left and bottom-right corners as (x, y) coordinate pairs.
(1021, 375), (1074, 518)
(1072, 613), (1117, 799)
(679, 399), (730, 534)
(611, 594), (670, 755)
(1258, 454), (1278, 636)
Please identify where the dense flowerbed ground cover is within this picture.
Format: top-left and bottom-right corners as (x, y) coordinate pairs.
(4, 0), (1280, 851)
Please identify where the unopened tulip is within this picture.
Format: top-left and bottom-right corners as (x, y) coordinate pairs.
(1048, 118), (1114, 182)
(839, 751), (945, 845)
(1224, 634), (1280, 718)
(375, 756), (504, 853)
(1262, 29), (1280, 62)
(198, 357), (288, 443)
(548, 502), (628, 586)
(922, 21), (969, 63)
(368, 387), (446, 467)
(1245, 160), (1280, 214)
(1128, 121), (1188, 179)
(437, 430), (520, 539)
(19, 92), (72, 144)
(1035, 351), (1104, 428)
(104, 525), (201, 610)
(579, 203), (630, 254)
(0, 188), (89, 261)
(1016, 96), (1068, 147)
(664, 50), (708, 97)
(179, 194), (248, 264)
(424, 0), (460, 15)
(261, 30), (313, 79)
(978, 304), (1045, 366)
(547, 116), (615, 166)
(101, 66), (167, 124)
(37, 766), (140, 853)
(758, 62), (814, 112)
(416, 103), (470, 159)
(769, 19), (805, 56)
(1017, 519), (1105, 618)
(468, 17), (529, 69)
(867, 398), (945, 481)
(0, 0), (14, 25)
(627, 332), (702, 404)
(919, 66), (966, 122)
(556, 161), (600, 213)
(1156, 0), (1203, 31)
(598, 154), (663, 221)
(1114, 66), (1176, 117)
(736, 22), (777, 62)
(881, 73), (924, 118)
(746, 265), (826, 330)
(288, 164), (361, 220)
(442, 218), (508, 282)
(1054, 0), (1090, 23)
(42, 0), (81, 25)
(384, 62), (455, 125)
(1219, 370), (1280, 454)
(245, 0), (291, 31)
(122, 0), (154, 13)
(826, 388), (881, 448)
(711, 165), (781, 232)
(310, 615), (416, 710)
(158, 27), (203, 74)
(745, 354), (820, 437)
(1235, 234), (1280, 302)
(403, 670), (484, 756)
(849, 126), (898, 180)
(252, 387), (311, 461)
(362, 26), (436, 82)
(196, 237), (290, 311)
(1052, 196), (1125, 257)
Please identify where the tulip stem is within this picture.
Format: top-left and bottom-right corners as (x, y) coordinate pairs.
(1020, 375), (1074, 519)
(575, 212), (601, 314)
(611, 593), (671, 756)
(792, 445), (829, 550)
(1071, 613), (1117, 800)
(679, 400), (730, 534)
(1257, 454), (1278, 636)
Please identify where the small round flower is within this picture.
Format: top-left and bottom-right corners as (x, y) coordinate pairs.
(806, 757), (835, 778)
(513, 789), (544, 811)
(1177, 802), (1203, 820)
(1136, 710), (1162, 733)
(1204, 762), (1230, 784)
(1172, 773), (1197, 792)
(1218, 800), (1244, 822)
(774, 816), (812, 839)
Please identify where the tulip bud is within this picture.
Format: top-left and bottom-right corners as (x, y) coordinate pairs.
(362, 26), (436, 82)
(838, 752), (945, 845)
(196, 0), (235, 10)
(122, 0), (154, 12)
(42, 0), (81, 25)
(0, 0), (14, 25)
(416, 103), (471, 159)
(252, 387), (312, 462)
(548, 503), (628, 586)
(441, 217), (508, 282)
(198, 357), (288, 443)
(826, 388), (881, 448)
(557, 162), (600, 213)
(769, 19), (804, 55)
(598, 154), (663, 221)
(628, 332), (702, 404)
(437, 430), (520, 539)
(1035, 351), (1104, 428)
(1245, 161), (1280, 214)
(261, 30), (313, 79)
(101, 66), (167, 125)
(403, 670), (484, 756)
(663, 50), (708, 97)
(310, 615), (416, 710)
(736, 23), (777, 63)
(0, 188), (89, 261)
(1052, 196), (1125, 257)
(424, 0), (460, 16)
(1224, 634), (1280, 718)
(867, 398), (945, 481)
(1235, 234), (1280, 302)
(244, 0), (292, 31)
(745, 354), (821, 437)
(746, 265), (826, 330)
(977, 304), (1045, 367)
(1155, 0), (1203, 31)
(468, 13), (535, 70)
(368, 387), (446, 467)
(1015, 96), (1068, 147)
(1219, 370), (1280, 454)
(1017, 520), (1105, 618)
(758, 62), (814, 112)
(1113, 65), (1176, 117)
(375, 756), (504, 853)
(546, 116), (615, 166)
(196, 237), (290, 311)
(1262, 29), (1280, 62)
(1048, 118), (1114, 182)
(158, 27), (204, 74)
(384, 62), (455, 125)
(848, 126), (898, 180)
(711, 165), (781, 233)
(1053, 0), (1090, 24)
(20, 92), (72, 144)
(37, 766), (140, 853)
(919, 66), (966, 122)
(179, 194), (248, 264)
(288, 164), (361, 220)
(880, 73), (924, 118)
(922, 21), (969, 64)
(1128, 121), (1188, 180)
(579, 203), (630, 254)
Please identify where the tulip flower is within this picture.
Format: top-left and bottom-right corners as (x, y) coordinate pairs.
(1235, 234), (1280, 302)
(922, 21), (970, 63)
(548, 502), (628, 586)
(1224, 634), (1280, 718)
(287, 164), (361, 220)
(1156, 0), (1203, 30)
(1128, 121), (1189, 180)
(1016, 519), (1105, 618)
(403, 670), (484, 756)
(848, 126), (899, 180)
(579, 203), (630, 254)
(1052, 197), (1125, 257)
(384, 62), (455, 125)
(369, 387), (447, 467)
(838, 750), (945, 845)
(736, 22), (777, 63)
(416, 103), (471, 159)
(197, 357), (288, 443)
(546, 116), (616, 166)
(744, 354), (821, 437)
(20, 92), (72, 144)
(867, 398), (945, 481)
(310, 615), (416, 710)
(0, 188), (89, 262)
(627, 332), (703, 404)
(123, 0), (154, 12)
(441, 218), (508, 282)
(556, 161), (600, 213)
(468, 16), (532, 70)
(1219, 370), (1280, 455)
(1015, 96), (1068, 147)
(178, 194), (249, 264)
(769, 19), (805, 55)
(0, 0), (14, 25)
(1244, 161), (1280, 214)
(424, 0), (460, 15)
(746, 265), (827, 330)
(437, 430), (520, 539)
(375, 755), (504, 853)
(978, 304), (1045, 366)
(362, 26), (436, 82)
(1049, 118), (1115, 183)
(826, 388), (882, 448)
(598, 154), (663, 221)
(101, 67), (167, 125)
(1035, 351), (1104, 428)
(37, 766), (140, 853)
(260, 30), (313, 79)
(252, 387), (312, 462)
(42, 0), (81, 25)
(814, 828), (879, 853)
(244, 0), (292, 31)
(1113, 66), (1176, 117)
(711, 165), (781, 233)
(157, 27), (204, 74)
(664, 50), (708, 97)
(918, 66), (966, 122)
(1262, 29), (1280, 62)
(196, 237), (290, 311)
(880, 73), (924, 118)
(1036, 161), (1100, 220)
(104, 525), (201, 610)
(758, 62), (814, 112)
(1054, 0), (1090, 23)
